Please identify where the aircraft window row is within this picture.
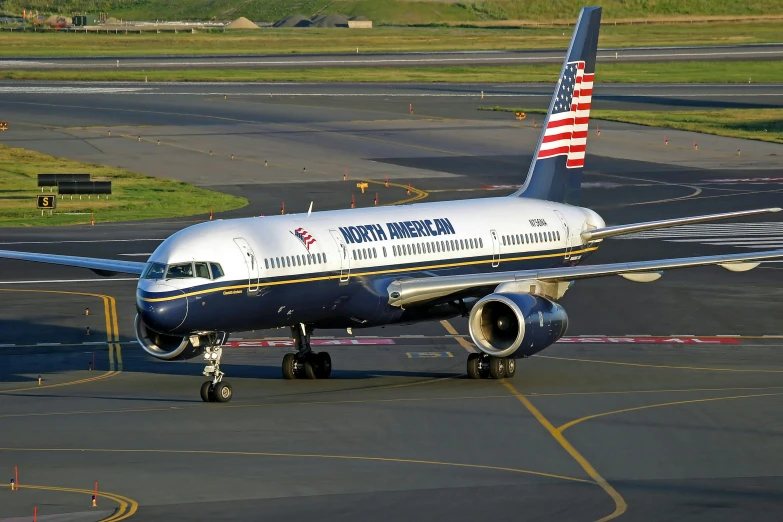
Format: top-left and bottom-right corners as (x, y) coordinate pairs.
(143, 261), (224, 280)
(392, 237), (483, 257)
(352, 247), (378, 261)
(502, 230), (560, 246)
(265, 252), (326, 270)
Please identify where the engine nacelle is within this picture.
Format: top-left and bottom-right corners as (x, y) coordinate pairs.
(134, 314), (202, 360)
(468, 293), (568, 358)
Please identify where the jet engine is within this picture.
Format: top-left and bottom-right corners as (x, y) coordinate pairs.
(134, 314), (202, 360)
(468, 293), (568, 358)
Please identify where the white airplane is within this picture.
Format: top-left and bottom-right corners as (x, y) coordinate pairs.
(2, 6), (781, 403)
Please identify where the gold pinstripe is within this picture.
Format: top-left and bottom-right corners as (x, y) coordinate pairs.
(139, 246), (599, 303)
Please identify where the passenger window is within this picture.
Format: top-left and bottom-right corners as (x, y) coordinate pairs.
(557, 231), (561, 241)
(167, 263), (194, 279)
(210, 263), (224, 279)
(352, 250), (357, 260)
(322, 254), (327, 263)
(195, 262), (210, 279)
(383, 246), (387, 257)
(264, 259), (269, 269)
(427, 243), (432, 253)
(479, 238), (484, 248)
(416, 244), (421, 254)
(373, 248), (377, 258)
(143, 262), (166, 280)
(317, 253), (322, 263)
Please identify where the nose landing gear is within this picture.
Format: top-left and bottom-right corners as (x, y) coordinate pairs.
(200, 335), (233, 403)
(282, 324), (332, 380)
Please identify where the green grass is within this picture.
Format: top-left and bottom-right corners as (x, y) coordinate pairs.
(480, 107), (783, 144)
(0, 144), (247, 226)
(4, 0), (783, 23)
(1, 61), (778, 84)
(0, 22), (781, 57)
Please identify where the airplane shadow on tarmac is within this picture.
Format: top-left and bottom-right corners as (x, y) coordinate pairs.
(0, 319), (462, 386)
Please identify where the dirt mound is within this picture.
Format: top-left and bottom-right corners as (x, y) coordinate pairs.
(225, 16), (259, 29)
(310, 13), (349, 28)
(44, 14), (71, 25)
(274, 14), (311, 28)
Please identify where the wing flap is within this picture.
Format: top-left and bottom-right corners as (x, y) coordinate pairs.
(388, 249), (783, 307)
(0, 249), (146, 276)
(582, 207), (781, 241)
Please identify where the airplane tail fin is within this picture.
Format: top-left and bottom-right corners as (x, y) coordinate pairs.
(512, 6), (601, 206)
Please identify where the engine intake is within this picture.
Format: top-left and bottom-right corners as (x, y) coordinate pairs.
(468, 293), (568, 358)
(134, 314), (202, 360)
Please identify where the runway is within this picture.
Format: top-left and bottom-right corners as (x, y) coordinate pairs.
(3, 43), (782, 70)
(1, 79), (783, 520)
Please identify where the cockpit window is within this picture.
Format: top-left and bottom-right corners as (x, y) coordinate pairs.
(194, 262), (210, 279)
(167, 263), (194, 279)
(210, 263), (224, 279)
(143, 262), (166, 280)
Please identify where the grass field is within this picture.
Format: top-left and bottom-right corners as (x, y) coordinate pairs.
(4, 0), (783, 23)
(2, 61), (778, 84)
(480, 107), (783, 144)
(0, 145), (247, 226)
(0, 22), (781, 57)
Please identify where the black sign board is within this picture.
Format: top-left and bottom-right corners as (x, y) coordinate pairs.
(37, 195), (56, 209)
(38, 174), (91, 187)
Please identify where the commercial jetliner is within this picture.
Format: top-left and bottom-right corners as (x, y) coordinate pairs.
(2, 6), (782, 403)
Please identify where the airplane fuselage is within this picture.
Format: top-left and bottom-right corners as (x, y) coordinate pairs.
(136, 197), (605, 335)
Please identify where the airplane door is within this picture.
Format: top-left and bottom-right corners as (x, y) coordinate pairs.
(233, 237), (260, 293)
(329, 229), (350, 283)
(554, 210), (572, 261)
(490, 229), (500, 268)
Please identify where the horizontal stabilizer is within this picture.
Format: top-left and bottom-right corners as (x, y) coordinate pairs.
(0, 250), (146, 276)
(581, 207), (781, 241)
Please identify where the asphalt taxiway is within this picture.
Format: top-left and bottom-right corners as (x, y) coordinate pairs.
(1, 80), (783, 521)
(3, 43), (782, 70)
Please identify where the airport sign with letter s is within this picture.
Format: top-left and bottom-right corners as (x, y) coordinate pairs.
(37, 194), (56, 209)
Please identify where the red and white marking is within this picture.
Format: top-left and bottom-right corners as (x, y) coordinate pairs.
(225, 338), (396, 347)
(557, 336), (739, 344)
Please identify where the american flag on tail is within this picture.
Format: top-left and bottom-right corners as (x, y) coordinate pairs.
(537, 61), (594, 169)
(292, 227), (316, 250)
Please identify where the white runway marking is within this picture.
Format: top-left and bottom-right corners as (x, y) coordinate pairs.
(0, 278), (138, 284)
(615, 222), (783, 249)
(0, 239), (164, 245)
(0, 86), (153, 94)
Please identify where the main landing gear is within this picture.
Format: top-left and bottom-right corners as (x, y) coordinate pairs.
(282, 324), (332, 380)
(201, 339), (233, 403)
(466, 353), (517, 380)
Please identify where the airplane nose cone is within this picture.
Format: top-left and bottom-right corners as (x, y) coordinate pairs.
(136, 283), (189, 333)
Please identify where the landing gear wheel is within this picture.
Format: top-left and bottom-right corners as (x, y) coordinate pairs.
(316, 352), (332, 379)
(282, 353), (298, 380)
(489, 356), (506, 379)
(200, 381), (214, 402)
(467, 353), (481, 379)
(304, 353), (319, 380)
(212, 381), (232, 403)
(504, 358), (516, 378)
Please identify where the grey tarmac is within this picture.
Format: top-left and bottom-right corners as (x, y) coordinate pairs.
(2, 43), (782, 70)
(1, 79), (782, 521)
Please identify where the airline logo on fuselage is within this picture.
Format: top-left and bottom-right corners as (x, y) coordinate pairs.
(339, 218), (455, 244)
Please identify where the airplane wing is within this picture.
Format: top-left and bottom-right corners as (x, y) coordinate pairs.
(0, 250), (146, 276)
(581, 207), (781, 241)
(387, 249), (783, 308)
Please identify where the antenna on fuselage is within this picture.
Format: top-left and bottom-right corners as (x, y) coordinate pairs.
(307, 201), (313, 217)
